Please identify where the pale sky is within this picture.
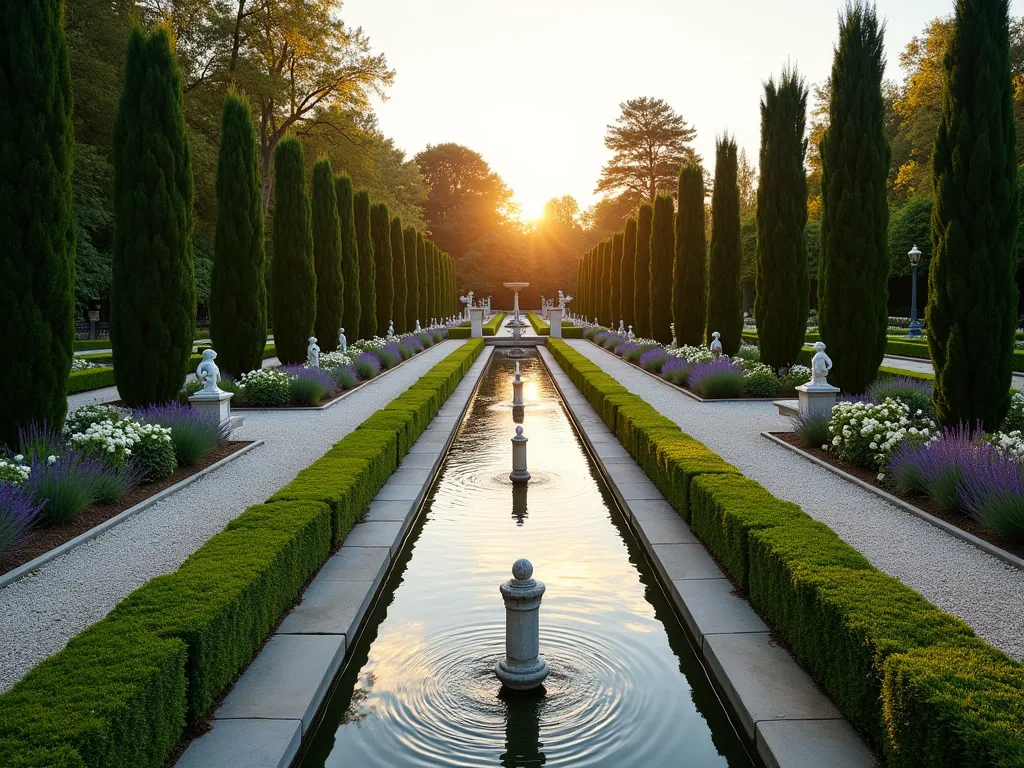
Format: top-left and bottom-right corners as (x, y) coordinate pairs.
(343, 0), (1024, 222)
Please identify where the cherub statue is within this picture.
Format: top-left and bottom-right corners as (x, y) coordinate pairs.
(307, 336), (320, 368)
(415, 320), (422, 333)
(338, 327), (347, 354)
(387, 320), (395, 338)
(618, 320), (625, 334)
(710, 331), (723, 360)
(810, 341), (833, 387)
(195, 349), (222, 393)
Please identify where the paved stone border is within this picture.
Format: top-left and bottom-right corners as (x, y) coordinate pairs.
(176, 347), (494, 768)
(538, 346), (876, 768)
(761, 431), (1024, 572)
(0, 440), (265, 591)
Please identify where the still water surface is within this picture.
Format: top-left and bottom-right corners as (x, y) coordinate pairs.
(299, 351), (755, 767)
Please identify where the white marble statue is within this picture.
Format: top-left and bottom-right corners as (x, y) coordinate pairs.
(307, 336), (320, 368)
(387, 320), (395, 338)
(810, 341), (833, 387)
(618, 320), (625, 334)
(710, 331), (723, 360)
(338, 327), (347, 354)
(627, 325), (634, 341)
(415, 320), (422, 333)
(196, 349), (222, 393)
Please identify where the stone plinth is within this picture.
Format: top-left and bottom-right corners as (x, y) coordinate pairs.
(548, 308), (563, 338)
(189, 389), (237, 439)
(510, 426), (530, 483)
(495, 559), (548, 691)
(470, 306), (485, 337)
(796, 383), (840, 420)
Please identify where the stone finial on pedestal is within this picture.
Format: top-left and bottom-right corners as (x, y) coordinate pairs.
(307, 337), (320, 368)
(512, 362), (524, 407)
(710, 331), (723, 360)
(415, 320), (422, 333)
(338, 327), (347, 354)
(495, 558), (548, 691)
(509, 426), (530, 484)
(190, 348), (238, 439)
(618, 320), (625, 334)
(627, 325), (634, 340)
(387, 320), (395, 338)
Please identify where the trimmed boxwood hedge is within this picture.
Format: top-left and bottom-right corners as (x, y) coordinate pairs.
(449, 312), (507, 338)
(66, 367), (116, 394)
(0, 339), (485, 766)
(547, 338), (1024, 766)
(527, 312), (584, 338)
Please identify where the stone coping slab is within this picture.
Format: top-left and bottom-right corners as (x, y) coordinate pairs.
(537, 346), (876, 768)
(178, 346), (494, 766)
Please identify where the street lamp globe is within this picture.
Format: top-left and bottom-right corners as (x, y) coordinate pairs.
(907, 245), (923, 338)
(908, 244), (922, 266)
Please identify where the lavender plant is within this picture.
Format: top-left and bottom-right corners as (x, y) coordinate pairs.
(661, 357), (691, 386)
(282, 365), (336, 406)
(689, 360), (745, 398)
(134, 402), (225, 466)
(18, 421), (66, 463)
(25, 452), (103, 524)
(958, 453), (1024, 540)
(0, 483), (44, 556)
(355, 352), (382, 380)
(638, 346), (669, 373)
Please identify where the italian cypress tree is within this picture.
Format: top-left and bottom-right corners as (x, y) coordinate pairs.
(391, 217), (407, 333)
(370, 202), (392, 335)
(270, 137), (315, 364)
(416, 232), (427, 324)
(311, 159), (343, 352)
(598, 239), (610, 326)
(433, 246), (442, 319)
(211, 92), (266, 376)
(649, 193), (675, 344)
(707, 137), (744, 355)
(404, 226), (418, 328)
(588, 247), (598, 321)
(929, 0), (1019, 429)
(1, 0), (75, 444)
(634, 202), (654, 337)
(353, 190), (375, 339)
(819, 4), (890, 394)
(621, 217), (638, 331)
(335, 175), (360, 341)
(110, 26), (196, 405)
(423, 242), (433, 321)
(674, 163), (707, 347)
(580, 250), (590, 318)
(755, 68), (809, 370)
(611, 232), (624, 326)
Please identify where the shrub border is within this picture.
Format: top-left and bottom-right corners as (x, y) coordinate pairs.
(527, 312), (584, 338)
(449, 312), (507, 338)
(547, 338), (1024, 767)
(0, 340), (486, 766)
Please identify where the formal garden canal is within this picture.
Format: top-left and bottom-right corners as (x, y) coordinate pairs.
(299, 350), (756, 767)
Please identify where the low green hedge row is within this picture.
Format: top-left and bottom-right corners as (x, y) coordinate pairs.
(450, 312), (507, 338)
(0, 339), (485, 766)
(547, 339), (1023, 767)
(66, 367), (116, 394)
(527, 312), (584, 338)
(72, 339), (111, 352)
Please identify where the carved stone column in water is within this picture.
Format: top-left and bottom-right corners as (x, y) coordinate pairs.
(512, 362), (524, 407)
(509, 426), (530, 483)
(495, 558), (549, 691)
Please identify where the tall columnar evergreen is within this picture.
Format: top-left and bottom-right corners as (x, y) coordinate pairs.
(404, 226), (418, 328)
(425, 242), (435, 321)
(707, 136), (744, 355)
(589, 246), (599, 321)
(580, 250), (590, 318)
(634, 202), (654, 337)
(611, 232), (624, 326)
(416, 231), (427, 323)
(110, 26), (196, 405)
(370, 202), (393, 335)
(929, 0), (1019, 429)
(353, 190), (375, 339)
(755, 68), (809, 370)
(270, 137), (315, 364)
(211, 92), (266, 376)
(1, 0), (76, 444)
(335, 175), (360, 341)
(674, 162), (707, 347)
(819, 4), (891, 394)
(649, 193), (675, 344)
(598, 239), (611, 326)
(311, 159), (343, 352)
(433, 246), (442, 319)
(621, 217), (638, 331)
(391, 218), (407, 333)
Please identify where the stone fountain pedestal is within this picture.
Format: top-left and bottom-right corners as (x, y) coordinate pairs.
(470, 306), (485, 338)
(495, 559), (548, 691)
(548, 308), (563, 338)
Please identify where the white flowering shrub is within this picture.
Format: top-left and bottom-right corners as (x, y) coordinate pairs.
(740, 362), (778, 397)
(779, 364), (812, 390)
(670, 344), (714, 364)
(0, 458), (30, 485)
(239, 368), (292, 407)
(320, 350), (353, 368)
(70, 419), (142, 472)
(1001, 392), (1024, 432)
(66, 404), (124, 435)
(129, 422), (176, 480)
(70, 358), (102, 372)
(828, 397), (937, 469)
(985, 430), (1024, 461)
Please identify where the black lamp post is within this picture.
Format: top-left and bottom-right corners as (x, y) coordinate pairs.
(907, 244), (923, 339)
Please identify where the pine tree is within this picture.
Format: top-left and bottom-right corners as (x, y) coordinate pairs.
(610, 232), (624, 327)
(0, 0), (76, 444)
(404, 226), (418, 328)
(370, 202), (392, 335)
(416, 231), (427, 324)
(621, 217), (638, 331)
(755, 68), (809, 370)
(391, 217), (407, 333)
(673, 163), (707, 347)
(649, 193), (675, 344)
(819, 4), (890, 394)
(634, 202), (654, 337)
(353, 190), (375, 339)
(929, 0), (1019, 429)
(707, 137), (744, 355)
(270, 137), (315, 364)
(311, 159), (343, 352)
(211, 92), (266, 376)
(335, 175), (360, 342)
(110, 26), (196, 405)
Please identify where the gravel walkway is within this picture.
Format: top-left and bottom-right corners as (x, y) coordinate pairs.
(567, 340), (1024, 661)
(0, 340), (465, 693)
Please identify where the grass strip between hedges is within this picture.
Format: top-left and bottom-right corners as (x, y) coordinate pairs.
(547, 338), (1023, 768)
(0, 339), (485, 767)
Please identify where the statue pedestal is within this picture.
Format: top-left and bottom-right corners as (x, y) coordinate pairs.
(795, 383), (839, 420)
(548, 308), (563, 338)
(469, 307), (485, 338)
(189, 389), (238, 439)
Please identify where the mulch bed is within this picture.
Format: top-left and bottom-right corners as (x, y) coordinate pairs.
(772, 431), (1024, 561)
(0, 441), (253, 577)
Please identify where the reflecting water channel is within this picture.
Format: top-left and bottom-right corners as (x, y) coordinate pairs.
(299, 350), (756, 767)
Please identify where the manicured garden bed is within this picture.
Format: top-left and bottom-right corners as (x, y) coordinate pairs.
(449, 312), (506, 337)
(527, 311), (584, 337)
(0, 339), (486, 767)
(547, 338), (1024, 767)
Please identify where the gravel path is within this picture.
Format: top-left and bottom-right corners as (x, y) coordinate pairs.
(0, 341), (465, 693)
(567, 340), (1024, 661)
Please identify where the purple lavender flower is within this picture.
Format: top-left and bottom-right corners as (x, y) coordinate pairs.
(868, 376), (934, 415)
(602, 333), (626, 350)
(688, 359), (745, 398)
(332, 363), (358, 390)
(661, 356), (691, 385)
(25, 451), (105, 524)
(889, 426), (988, 512)
(0, 482), (44, 556)
(18, 421), (66, 462)
(594, 330), (609, 346)
(638, 346), (669, 373)
(281, 364), (337, 390)
(354, 352), (382, 379)
(688, 359), (742, 388)
(958, 452), (1024, 540)
(133, 401), (226, 466)
(375, 341), (402, 370)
